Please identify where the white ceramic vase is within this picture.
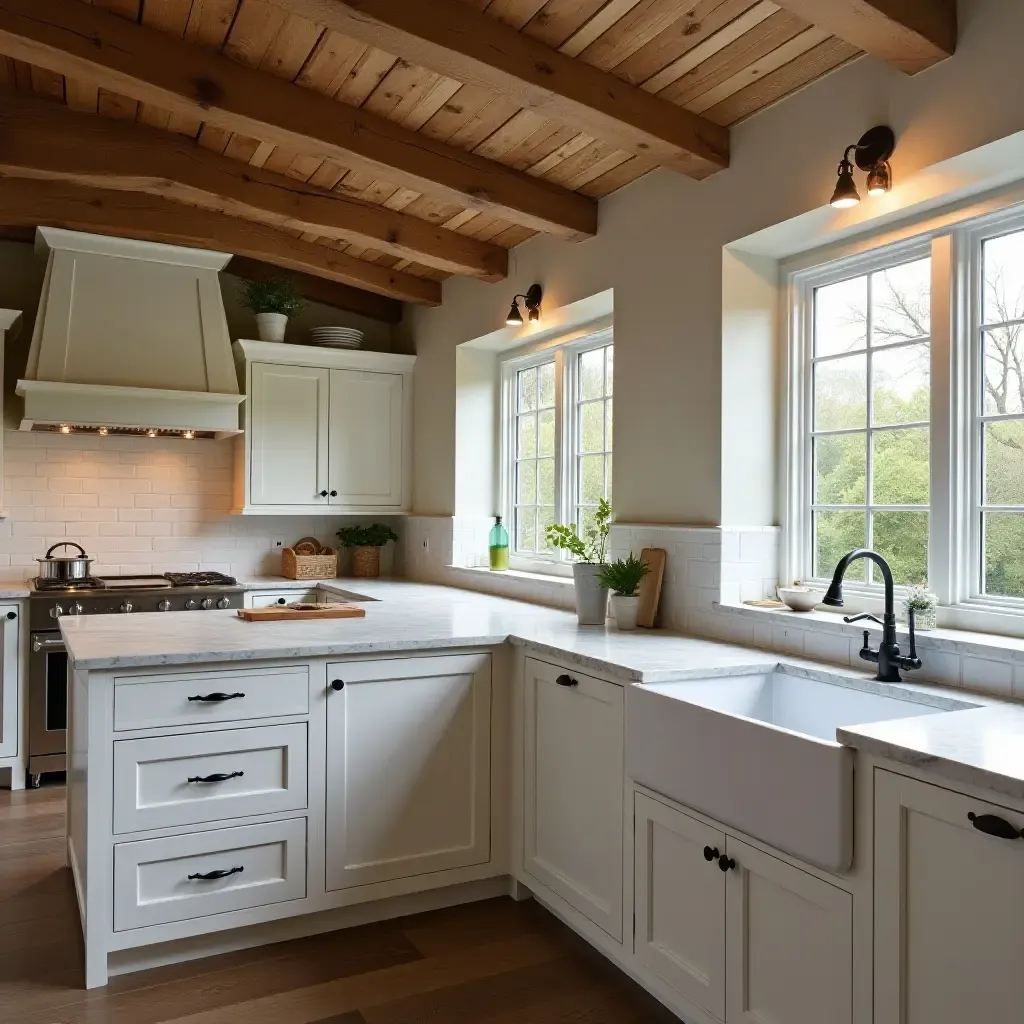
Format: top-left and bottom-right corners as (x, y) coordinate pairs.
(572, 562), (609, 625)
(256, 312), (289, 342)
(611, 594), (639, 630)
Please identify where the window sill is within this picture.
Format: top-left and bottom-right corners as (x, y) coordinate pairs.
(447, 565), (574, 589)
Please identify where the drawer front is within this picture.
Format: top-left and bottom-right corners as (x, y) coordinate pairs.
(114, 817), (307, 931)
(113, 724), (308, 834)
(247, 590), (319, 608)
(114, 665), (309, 731)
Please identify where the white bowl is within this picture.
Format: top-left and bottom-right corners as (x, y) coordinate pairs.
(777, 586), (824, 612)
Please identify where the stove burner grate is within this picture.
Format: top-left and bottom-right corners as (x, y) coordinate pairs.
(163, 572), (238, 588)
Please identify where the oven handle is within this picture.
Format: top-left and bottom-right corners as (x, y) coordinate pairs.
(32, 637), (66, 653)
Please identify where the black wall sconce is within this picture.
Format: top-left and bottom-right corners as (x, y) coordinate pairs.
(506, 284), (543, 326)
(830, 126), (895, 209)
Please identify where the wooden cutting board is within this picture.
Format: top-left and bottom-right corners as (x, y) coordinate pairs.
(636, 548), (666, 628)
(237, 604), (366, 622)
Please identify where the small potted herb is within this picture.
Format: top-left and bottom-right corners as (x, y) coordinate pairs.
(336, 523), (399, 578)
(242, 276), (304, 342)
(902, 583), (938, 631)
(544, 498), (612, 625)
(598, 554), (650, 631)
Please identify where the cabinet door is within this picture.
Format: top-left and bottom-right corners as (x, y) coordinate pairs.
(634, 793), (726, 1020)
(875, 770), (1024, 1024)
(725, 837), (852, 1024)
(523, 657), (624, 941)
(325, 654), (491, 891)
(0, 604), (18, 759)
(328, 368), (404, 508)
(249, 362), (329, 506)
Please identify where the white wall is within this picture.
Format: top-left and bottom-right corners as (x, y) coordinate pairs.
(409, 0), (1024, 526)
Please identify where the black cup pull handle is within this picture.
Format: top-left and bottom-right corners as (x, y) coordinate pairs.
(187, 771), (244, 784)
(555, 674), (578, 688)
(188, 692), (245, 702)
(188, 866), (244, 881)
(718, 855), (737, 872)
(968, 812), (1022, 840)
(703, 846), (720, 862)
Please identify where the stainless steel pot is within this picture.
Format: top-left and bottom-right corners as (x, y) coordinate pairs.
(36, 542), (94, 582)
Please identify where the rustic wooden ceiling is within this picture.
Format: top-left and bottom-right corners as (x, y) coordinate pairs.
(0, 0), (956, 314)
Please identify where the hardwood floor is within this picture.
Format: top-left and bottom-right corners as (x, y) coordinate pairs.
(0, 786), (677, 1023)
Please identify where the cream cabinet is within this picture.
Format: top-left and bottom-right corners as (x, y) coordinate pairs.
(875, 770), (1024, 1024)
(325, 653), (492, 891)
(233, 340), (414, 515)
(523, 657), (624, 941)
(0, 604), (20, 763)
(635, 792), (853, 1024)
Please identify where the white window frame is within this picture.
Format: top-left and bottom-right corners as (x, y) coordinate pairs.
(499, 327), (613, 574)
(783, 196), (1024, 636)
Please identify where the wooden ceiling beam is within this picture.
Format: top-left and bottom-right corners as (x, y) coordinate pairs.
(0, 178), (441, 304)
(772, 0), (956, 73)
(0, 93), (506, 281)
(263, 0), (730, 177)
(0, 0), (596, 240)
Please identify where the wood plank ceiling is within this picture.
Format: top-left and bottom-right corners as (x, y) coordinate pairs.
(0, 0), (955, 313)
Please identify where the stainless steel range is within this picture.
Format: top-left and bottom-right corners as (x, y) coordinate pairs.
(28, 572), (244, 786)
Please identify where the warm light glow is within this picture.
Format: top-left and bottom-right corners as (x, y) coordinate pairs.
(831, 196), (860, 209)
(182, 430), (195, 440)
(97, 427), (108, 436)
(506, 300), (523, 327)
(58, 424), (71, 434)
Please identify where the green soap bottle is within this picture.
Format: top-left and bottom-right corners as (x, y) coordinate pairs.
(488, 515), (510, 571)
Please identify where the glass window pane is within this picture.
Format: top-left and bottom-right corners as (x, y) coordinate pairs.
(517, 415), (536, 458)
(814, 510), (866, 579)
(606, 346), (614, 395)
(983, 230), (1024, 326)
(537, 458), (555, 506)
(579, 402), (604, 453)
(538, 506), (556, 552)
(872, 342), (930, 425)
(984, 421), (1024, 505)
(518, 366), (537, 412)
(872, 428), (929, 505)
(814, 277), (867, 357)
(516, 459), (536, 504)
(538, 361), (555, 408)
(580, 349), (604, 399)
(814, 354), (866, 430)
(984, 511), (1024, 597)
(516, 506), (536, 553)
(537, 409), (555, 456)
(606, 454), (612, 503)
(579, 454), (605, 505)
(871, 258), (931, 344)
(872, 511), (929, 585)
(982, 326), (1024, 415)
(606, 402), (613, 447)
(814, 434), (866, 505)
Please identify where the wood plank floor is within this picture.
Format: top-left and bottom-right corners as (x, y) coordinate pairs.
(0, 786), (678, 1023)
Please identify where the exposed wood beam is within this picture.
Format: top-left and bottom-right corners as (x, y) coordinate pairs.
(0, 0), (596, 240)
(226, 256), (402, 324)
(262, 0), (730, 177)
(772, 0), (956, 73)
(0, 93), (506, 281)
(0, 178), (441, 304)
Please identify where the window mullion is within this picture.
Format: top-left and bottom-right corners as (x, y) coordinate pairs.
(865, 272), (874, 584)
(554, 348), (568, 561)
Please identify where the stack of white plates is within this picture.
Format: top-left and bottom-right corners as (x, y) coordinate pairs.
(309, 326), (364, 349)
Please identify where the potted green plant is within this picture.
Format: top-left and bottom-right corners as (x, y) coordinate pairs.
(902, 583), (938, 631)
(544, 498), (612, 625)
(336, 523), (399, 578)
(598, 554), (650, 630)
(242, 276), (304, 343)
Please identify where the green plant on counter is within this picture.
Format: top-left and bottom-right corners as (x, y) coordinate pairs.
(241, 276), (304, 316)
(336, 524), (399, 548)
(597, 553), (650, 596)
(544, 497), (611, 563)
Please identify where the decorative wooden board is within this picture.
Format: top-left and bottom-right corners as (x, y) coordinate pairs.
(237, 604), (366, 622)
(636, 548), (666, 629)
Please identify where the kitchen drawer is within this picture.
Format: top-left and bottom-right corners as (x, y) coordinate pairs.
(114, 665), (309, 731)
(246, 590), (320, 608)
(113, 723), (308, 834)
(114, 817), (307, 931)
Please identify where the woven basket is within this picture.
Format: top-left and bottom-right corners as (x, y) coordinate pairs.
(281, 546), (338, 580)
(350, 546), (381, 578)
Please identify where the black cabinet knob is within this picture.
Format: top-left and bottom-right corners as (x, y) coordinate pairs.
(277, 597), (286, 605)
(5, 611), (14, 619)
(703, 846), (720, 862)
(555, 674), (578, 687)
(718, 855), (736, 872)
(331, 679), (345, 691)
(330, 490), (338, 497)
(319, 490), (328, 497)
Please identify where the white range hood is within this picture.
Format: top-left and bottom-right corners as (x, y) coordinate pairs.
(16, 228), (244, 437)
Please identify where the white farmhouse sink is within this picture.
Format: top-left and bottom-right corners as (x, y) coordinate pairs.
(626, 670), (958, 872)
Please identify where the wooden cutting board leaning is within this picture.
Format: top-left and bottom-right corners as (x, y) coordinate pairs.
(237, 603), (366, 622)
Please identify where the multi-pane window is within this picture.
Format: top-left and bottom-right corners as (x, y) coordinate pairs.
(505, 335), (613, 564)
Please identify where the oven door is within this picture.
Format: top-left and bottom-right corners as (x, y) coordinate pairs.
(30, 632), (68, 758)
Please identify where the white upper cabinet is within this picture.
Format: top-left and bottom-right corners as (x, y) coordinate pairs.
(233, 340), (414, 515)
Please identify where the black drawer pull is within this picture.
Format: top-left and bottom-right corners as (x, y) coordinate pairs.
(187, 771), (244, 784)
(555, 674), (578, 687)
(968, 812), (1022, 840)
(331, 679), (345, 691)
(187, 692), (245, 702)
(703, 846), (720, 862)
(718, 855), (736, 872)
(188, 866), (244, 881)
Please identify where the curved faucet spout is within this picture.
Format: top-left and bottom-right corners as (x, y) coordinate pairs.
(821, 548), (894, 614)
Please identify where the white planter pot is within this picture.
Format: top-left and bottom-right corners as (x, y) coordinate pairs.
(611, 594), (639, 631)
(256, 312), (289, 342)
(572, 563), (609, 626)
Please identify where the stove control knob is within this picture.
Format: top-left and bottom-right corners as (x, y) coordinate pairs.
(120, 601), (133, 614)
(157, 599), (171, 612)
(49, 604), (64, 619)
(200, 597), (214, 610)
(68, 602), (83, 616)
(185, 599), (196, 610)
(216, 597), (230, 609)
